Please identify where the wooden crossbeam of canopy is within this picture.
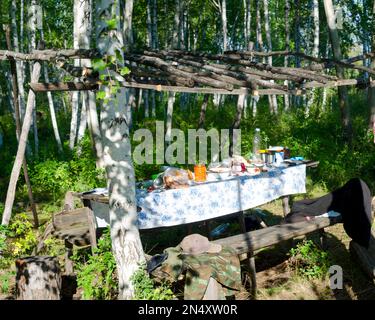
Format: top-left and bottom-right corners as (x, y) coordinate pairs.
(29, 78), (374, 95)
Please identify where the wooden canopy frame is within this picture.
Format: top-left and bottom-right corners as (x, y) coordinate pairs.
(1, 48), (374, 95)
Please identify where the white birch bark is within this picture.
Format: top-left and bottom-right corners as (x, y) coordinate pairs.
(284, 0), (290, 110)
(40, 21), (63, 154)
(323, 0), (351, 137)
(165, 91), (175, 145)
(307, 0), (320, 115)
(76, 93), (87, 155)
(144, 90), (149, 118)
(29, 0), (39, 157)
(2, 62), (41, 226)
(263, 0), (277, 113)
(96, 0), (145, 300)
(222, 0), (228, 52)
(11, 0), (26, 123)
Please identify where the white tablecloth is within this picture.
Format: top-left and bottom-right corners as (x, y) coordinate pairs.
(90, 165), (306, 229)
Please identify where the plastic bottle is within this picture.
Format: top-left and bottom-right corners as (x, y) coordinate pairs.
(252, 128), (262, 161)
(210, 223), (230, 237)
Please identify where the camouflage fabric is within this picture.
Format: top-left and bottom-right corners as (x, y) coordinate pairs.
(153, 246), (241, 300)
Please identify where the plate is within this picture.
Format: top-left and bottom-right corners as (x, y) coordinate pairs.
(208, 167), (231, 173)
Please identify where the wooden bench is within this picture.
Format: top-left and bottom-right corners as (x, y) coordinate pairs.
(212, 216), (341, 297)
(35, 192), (97, 274)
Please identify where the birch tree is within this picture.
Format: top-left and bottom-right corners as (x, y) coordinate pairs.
(263, 0), (278, 114)
(11, 0), (26, 123)
(368, 0), (375, 134)
(40, 16), (63, 154)
(29, 0), (39, 156)
(284, 0), (290, 110)
(306, 0), (320, 114)
(323, 0), (352, 140)
(96, 0), (145, 300)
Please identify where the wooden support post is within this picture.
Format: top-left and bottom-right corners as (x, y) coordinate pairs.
(238, 211), (257, 298)
(64, 191), (74, 211)
(16, 256), (61, 300)
(4, 25), (39, 228)
(87, 208), (97, 251)
(64, 240), (74, 275)
(282, 195), (291, 217)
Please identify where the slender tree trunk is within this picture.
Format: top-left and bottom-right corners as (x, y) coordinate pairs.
(263, 0), (278, 113)
(144, 89), (149, 118)
(307, 0), (320, 115)
(96, 0), (145, 300)
(76, 94), (88, 155)
(222, 0), (228, 52)
(2, 62), (41, 226)
(4, 25), (39, 227)
(165, 92), (175, 145)
(284, 0), (290, 111)
(172, 0), (181, 49)
(198, 94), (209, 129)
(323, 0), (352, 140)
(29, 0), (39, 157)
(229, 94), (245, 156)
(70, 0), (82, 151)
(368, 0), (375, 137)
(40, 23), (63, 154)
(151, 90), (156, 117)
(11, 0), (26, 123)
(152, 0), (158, 49)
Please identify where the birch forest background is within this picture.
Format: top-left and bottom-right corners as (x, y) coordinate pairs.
(0, 0), (375, 300)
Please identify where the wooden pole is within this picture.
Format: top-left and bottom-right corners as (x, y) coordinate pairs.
(1, 61), (41, 226)
(4, 25), (39, 227)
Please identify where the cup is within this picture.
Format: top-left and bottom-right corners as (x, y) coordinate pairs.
(194, 164), (207, 182)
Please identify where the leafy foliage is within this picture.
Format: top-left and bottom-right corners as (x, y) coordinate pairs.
(288, 240), (331, 279)
(131, 264), (175, 300)
(73, 228), (118, 300)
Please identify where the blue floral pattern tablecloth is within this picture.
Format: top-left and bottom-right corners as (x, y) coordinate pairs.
(89, 165), (306, 229)
(136, 164), (306, 229)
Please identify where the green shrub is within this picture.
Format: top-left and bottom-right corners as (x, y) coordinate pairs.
(6, 213), (37, 257)
(131, 264), (176, 300)
(73, 228), (118, 300)
(288, 240), (331, 279)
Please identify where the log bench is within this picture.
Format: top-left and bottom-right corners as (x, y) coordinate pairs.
(212, 216), (342, 297)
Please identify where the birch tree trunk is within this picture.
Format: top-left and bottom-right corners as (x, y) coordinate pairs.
(40, 22), (63, 154)
(198, 94), (209, 129)
(144, 90), (149, 118)
(263, 0), (278, 114)
(253, 0), (263, 117)
(306, 0), (320, 115)
(11, 0), (26, 123)
(2, 62), (41, 226)
(76, 94), (88, 155)
(29, 0), (39, 157)
(165, 91), (175, 145)
(96, 0), (145, 300)
(229, 94), (245, 157)
(172, 0), (181, 49)
(69, 0), (82, 150)
(368, 0), (375, 136)
(284, 0), (290, 111)
(221, 0), (228, 52)
(323, 0), (352, 140)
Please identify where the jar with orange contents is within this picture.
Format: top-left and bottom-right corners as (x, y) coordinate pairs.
(194, 163), (207, 182)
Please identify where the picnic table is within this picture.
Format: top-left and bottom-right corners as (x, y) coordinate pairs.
(80, 161), (318, 230)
